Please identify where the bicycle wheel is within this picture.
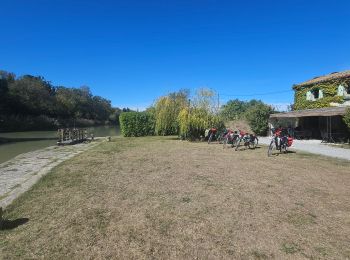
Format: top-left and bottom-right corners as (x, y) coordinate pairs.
(234, 138), (241, 151)
(248, 141), (252, 149)
(267, 140), (275, 157)
(248, 136), (257, 149)
(208, 133), (213, 144)
(223, 137), (228, 149)
(254, 137), (259, 148)
(282, 144), (288, 153)
(217, 135), (222, 144)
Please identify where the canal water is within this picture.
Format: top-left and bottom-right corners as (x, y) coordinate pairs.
(0, 125), (120, 164)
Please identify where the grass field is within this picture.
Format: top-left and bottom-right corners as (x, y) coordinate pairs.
(1, 136), (350, 259)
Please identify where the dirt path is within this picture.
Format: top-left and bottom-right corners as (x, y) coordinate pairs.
(259, 137), (350, 160)
(0, 141), (101, 208)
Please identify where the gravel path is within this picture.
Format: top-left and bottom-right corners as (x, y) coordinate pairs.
(0, 141), (100, 209)
(259, 137), (350, 161)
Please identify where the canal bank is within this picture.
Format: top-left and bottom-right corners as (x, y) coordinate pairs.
(0, 125), (120, 164)
(0, 139), (103, 209)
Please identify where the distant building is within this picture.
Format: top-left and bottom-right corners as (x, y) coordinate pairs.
(269, 70), (350, 141)
(293, 70), (350, 109)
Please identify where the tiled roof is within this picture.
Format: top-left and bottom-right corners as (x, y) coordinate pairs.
(294, 70), (350, 89)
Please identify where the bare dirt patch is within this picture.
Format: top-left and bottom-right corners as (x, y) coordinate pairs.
(1, 137), (349, 259)
(225, 119), (252, 133)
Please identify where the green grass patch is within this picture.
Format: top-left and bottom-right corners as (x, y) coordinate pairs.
(281, 242), (301, 254)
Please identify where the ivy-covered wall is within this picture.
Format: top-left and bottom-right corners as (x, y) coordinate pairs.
(294, 79), (349, 110)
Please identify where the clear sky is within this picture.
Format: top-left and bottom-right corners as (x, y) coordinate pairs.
(1, 0), (350, 110)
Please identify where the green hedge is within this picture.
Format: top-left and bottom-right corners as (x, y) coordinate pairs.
(119, 112), (155, 137)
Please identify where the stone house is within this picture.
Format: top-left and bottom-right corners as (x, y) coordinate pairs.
(269, 70), (350, 141)
(293, 70), (350, 109)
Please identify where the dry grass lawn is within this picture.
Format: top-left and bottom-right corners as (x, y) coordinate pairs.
(1, 136), (350, 259)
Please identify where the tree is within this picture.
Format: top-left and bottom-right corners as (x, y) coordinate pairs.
(54, 87), (77, 118)
(91, 96), (113, 121)
(177, 88), (224, 140)
(244, 103), (274, 136)
(0, 71), (15, 114)
(220, 99), (247, 121)
(154, 89), (189, 135)
(343, 107), (350, 131)
(109, 107), (122, 124)
(7, 75), (55, 115)
(0, 69), (118, 130)
(192, 88), (218, 113)
(220, 99), (265, 121)
(178, 107), (224, 140)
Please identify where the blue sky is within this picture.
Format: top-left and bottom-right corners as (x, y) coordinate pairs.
(1, 0), (350, 110)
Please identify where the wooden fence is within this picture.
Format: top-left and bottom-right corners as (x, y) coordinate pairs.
(57, 128), (88, 145)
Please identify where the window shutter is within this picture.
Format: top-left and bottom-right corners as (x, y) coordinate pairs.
(338, 85), (345, 96)
(306, 91), (312, 101)
(319, 89), (323, 99)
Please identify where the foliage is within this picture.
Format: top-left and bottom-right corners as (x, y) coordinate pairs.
(294, 80), (348, 110)
(175, 88), (224, 140)
(192, 88), (218, 113)
(0, 114), (58, 132)
(0, 71), (15, 114)
(244, 103), (274, 135)
(119, 112), (155, 137)
(343, 107), (350, 131)
(154, 90), (189, 135)
(220, 99), (265, 121)
(8, 75), (56, 116)
(108, 107), (123, 124)
(178, 107), (224, 140)
(0, 70), (124, 130)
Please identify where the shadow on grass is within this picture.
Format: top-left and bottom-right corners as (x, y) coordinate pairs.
(268, 150), (296, 157)
(234, 146), (262, 151)
(164, 136), (180, 141)
(0, 218), (29, 230)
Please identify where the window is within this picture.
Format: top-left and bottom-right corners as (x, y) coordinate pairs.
(312, 88), (319, 99)
(338, 85), (350, 96)
(306, 88), (322, 101)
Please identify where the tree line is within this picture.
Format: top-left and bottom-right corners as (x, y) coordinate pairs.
(0, 70), (129, 131)
(120, 88), (274, 138)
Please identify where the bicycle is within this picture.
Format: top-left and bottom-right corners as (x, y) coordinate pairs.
(234, 131), (259, 151)
(267, 128), (293, 157)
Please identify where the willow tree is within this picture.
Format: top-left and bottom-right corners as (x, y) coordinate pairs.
(178, 88), (224, 140)
(192, 88), (219, 114)
(154, 89), (189, 135)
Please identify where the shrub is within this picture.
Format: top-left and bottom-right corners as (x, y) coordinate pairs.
(178, 107), (224, 140)
(154, 90), (188, 135)
(244, 103), (273, 136)
(119, 112), (155, 137)
(343, 107), (350, 131)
